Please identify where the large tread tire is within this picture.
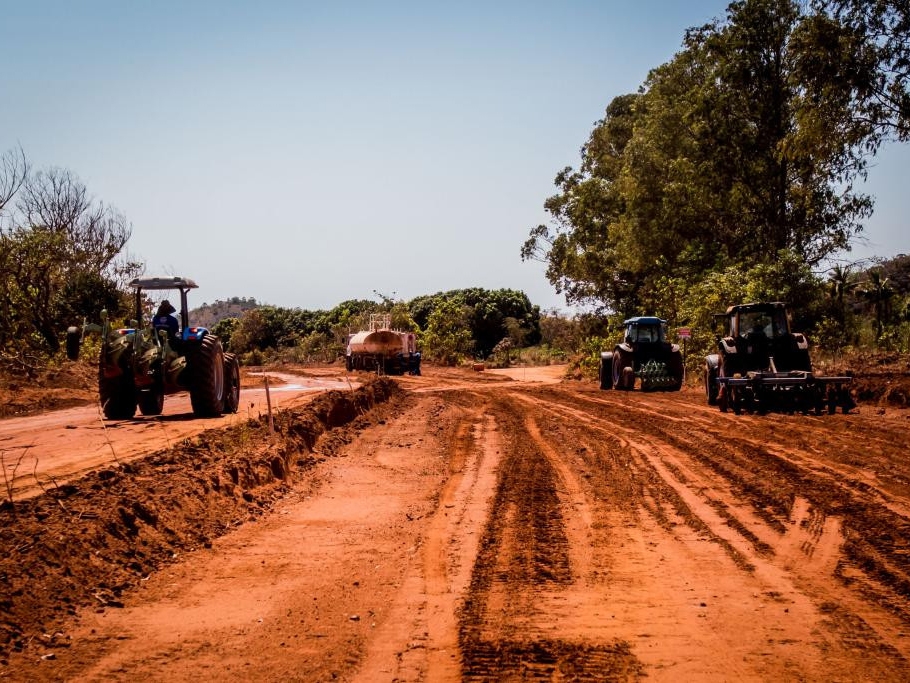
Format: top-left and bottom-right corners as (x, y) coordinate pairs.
(612, 349), (634, 390)
(66, 327), (81, 361)
(599, 355), (613, 390)
(222, 352), (241, 414)
(99, 347), (136, 419)
(705, 365), (719, 405)
(138, 389), (164, 416)
(667, 350), (684, 391)
(189, 335), (225, 417)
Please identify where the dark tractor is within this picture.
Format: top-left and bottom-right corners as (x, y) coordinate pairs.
(599, 316), (684, 391)
(704, 302), (853, 415)
(66, 276), (241, 419)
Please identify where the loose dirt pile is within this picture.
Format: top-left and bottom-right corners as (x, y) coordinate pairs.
(0, 362), (96, 419)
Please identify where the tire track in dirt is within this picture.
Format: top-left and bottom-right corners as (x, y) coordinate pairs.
(515, 387), (910, 673)
(554, 388), (910, 613)
(356, 396), (506, 682)
(457, 392), (643, 681)
(496, 390), (846, 679)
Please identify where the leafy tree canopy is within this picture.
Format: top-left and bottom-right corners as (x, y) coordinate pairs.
(523, 0), (895, 317)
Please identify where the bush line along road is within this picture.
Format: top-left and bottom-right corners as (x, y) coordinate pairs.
(2, 365), (910, 680)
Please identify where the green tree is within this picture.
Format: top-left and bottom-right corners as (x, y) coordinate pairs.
(0, 158), (134, 364)
(801, 0), (910, 144)
(212, 317), (241, 351)
(409, 288), (540, 357)
(421, 299), (474, 365)
(858, 270), (895, 340)
(524, 0), (873, 315)
(229, 309), (269, 354)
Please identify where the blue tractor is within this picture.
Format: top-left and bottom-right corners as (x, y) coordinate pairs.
(599, 316), (684, 391)
(66, 276), (240, 419)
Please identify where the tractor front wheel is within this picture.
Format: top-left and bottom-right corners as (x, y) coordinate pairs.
(667, 351), (684, 391)
(705, 365), (719, 405)
(189, 335), (225, 417)
(599, 354), (613, 390)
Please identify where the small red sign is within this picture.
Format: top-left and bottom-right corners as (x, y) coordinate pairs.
(677, 327), (691, 338)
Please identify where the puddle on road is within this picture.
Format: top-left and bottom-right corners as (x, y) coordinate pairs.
(247, 373), (354, 393)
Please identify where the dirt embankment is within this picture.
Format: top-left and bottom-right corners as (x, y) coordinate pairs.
(0, 377), (398, 663)
(0, 363), (97, 419)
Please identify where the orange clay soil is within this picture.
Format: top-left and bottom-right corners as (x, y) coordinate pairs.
(2, 363), (910, 681)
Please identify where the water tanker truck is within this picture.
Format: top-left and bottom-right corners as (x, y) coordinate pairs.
(345, 314), (421, 375)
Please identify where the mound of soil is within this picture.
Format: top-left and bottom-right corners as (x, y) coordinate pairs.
(818, 351), (910, 408)
(0, 362), (96, 419)
(0, 377), (401, 662)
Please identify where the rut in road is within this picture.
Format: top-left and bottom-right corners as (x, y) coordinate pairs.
(447, 384), (909, 681)
(453, 392), (643, 681)
(536, 385), (910, 631)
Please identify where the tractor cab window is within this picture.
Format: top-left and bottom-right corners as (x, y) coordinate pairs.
(739, 311), (773, 338)
(630, 325), (664, 343)
(770, 309), (789, 337)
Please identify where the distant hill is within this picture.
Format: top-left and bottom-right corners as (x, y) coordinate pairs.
(190, 297), (259, 328)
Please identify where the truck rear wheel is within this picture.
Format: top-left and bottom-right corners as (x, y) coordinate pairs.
(66, 327), (81, 361)
(189, 335), (225, 417)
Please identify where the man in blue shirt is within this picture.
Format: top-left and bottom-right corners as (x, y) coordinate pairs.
(154, 300), (179, 339)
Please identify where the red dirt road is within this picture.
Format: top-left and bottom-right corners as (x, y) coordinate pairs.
(0, 370), (355, 501)
(4, 365), (910, 681)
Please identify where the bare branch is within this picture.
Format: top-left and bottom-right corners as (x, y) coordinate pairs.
(0, 145), (29, 217)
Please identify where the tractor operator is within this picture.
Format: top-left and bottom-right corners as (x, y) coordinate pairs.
(154, 300), (179, 339)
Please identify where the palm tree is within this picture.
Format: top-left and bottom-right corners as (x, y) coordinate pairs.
(827, 264), (858, 325)
(858, 270), (895, 341)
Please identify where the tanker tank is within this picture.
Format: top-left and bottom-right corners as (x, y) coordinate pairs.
(345, 314), (421, 375)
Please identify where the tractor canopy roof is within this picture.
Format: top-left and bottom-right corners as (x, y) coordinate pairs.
(623, 316), (666, 327)
(129, 276), (198, 291)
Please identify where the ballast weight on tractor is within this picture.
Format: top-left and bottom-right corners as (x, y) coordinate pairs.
(66, 276), (241, 419)
(599, 317), (684, 391)
(704, 302), (853, 415)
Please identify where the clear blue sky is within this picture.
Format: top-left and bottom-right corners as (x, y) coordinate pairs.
(2, 1), (906, 313)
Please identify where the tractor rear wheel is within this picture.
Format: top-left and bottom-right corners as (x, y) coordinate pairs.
(99, 348), (136, 419)
(705, 365), (719, 405)
(612, 349), (633, 390)
(222, 352), (241, 414)
(189, 335), (225, 417)
(599, 355), (613, 390)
